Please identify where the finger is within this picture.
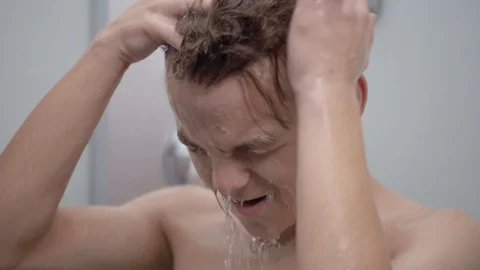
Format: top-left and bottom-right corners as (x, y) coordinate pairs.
(340, 0), (369, 8)
(367, 12), (377, 46)
(146, 12), (183, 49)
(192, 0), (213, 11)
(363, 13), (377, 71)
(340, 0), (369, 14)
(166, 0), (212, 18)
(357, 0), (370, 12)
(369, 12), (377, 27)
(295, 0), (338, 12)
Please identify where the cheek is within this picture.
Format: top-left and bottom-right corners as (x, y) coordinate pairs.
(256, 145), (297, 187)
(262, 146), (298, 209)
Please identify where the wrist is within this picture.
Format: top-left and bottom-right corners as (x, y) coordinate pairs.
(85, 37), (130, 74)
(295, 79), (358, 112)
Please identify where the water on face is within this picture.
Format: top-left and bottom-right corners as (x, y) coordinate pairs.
(215, 190), (285, 270)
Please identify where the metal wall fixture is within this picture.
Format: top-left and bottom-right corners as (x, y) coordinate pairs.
(162, 134), (192, 186)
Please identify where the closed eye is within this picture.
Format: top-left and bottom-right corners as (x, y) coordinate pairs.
(233, 135), (280, 155)
(177, 130), (281, 156)
(179, 140), (206, 155)
(186, 144), (206, 154)
(177, 130), (205, 154)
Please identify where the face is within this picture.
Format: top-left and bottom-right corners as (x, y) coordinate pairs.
(167, 65), (368, 240)
(167, 67), (297, 239)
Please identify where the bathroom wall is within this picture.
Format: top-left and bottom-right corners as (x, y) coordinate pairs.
(0, 0), (93, 206)
(100, 0), (177, 204)
(101, 0), (480, 219)
(363, 1), (480, 218)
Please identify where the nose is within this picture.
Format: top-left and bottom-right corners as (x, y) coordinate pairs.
(212, 158), (250, 198)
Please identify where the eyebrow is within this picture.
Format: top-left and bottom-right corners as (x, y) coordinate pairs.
(233, 135), (279, 152)
(177, 130), (279, 153)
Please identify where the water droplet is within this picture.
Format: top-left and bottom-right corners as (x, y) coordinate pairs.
(224, 196), (235, 270)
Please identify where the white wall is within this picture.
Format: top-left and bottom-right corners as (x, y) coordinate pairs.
(100, 0), (176, 205)
(102, 0), (480, 219)
(0, 0), (93, 206)
(364, 0), (480, 218)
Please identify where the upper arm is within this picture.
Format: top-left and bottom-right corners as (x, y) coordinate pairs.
(394, 209), (480, 270)
(16, 189), (178, 270)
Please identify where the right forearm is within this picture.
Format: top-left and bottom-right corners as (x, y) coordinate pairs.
(0, 41), (128, 262)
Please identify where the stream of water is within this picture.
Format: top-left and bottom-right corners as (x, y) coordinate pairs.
(216, 190), (284, 270)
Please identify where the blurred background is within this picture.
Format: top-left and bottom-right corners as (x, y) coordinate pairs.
(0, 0), (479, 219)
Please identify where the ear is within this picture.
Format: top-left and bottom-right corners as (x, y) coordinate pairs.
(356, 75), (368, 115)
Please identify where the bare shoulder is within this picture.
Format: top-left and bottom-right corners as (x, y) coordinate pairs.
(124, 185), (228, 267)
(394, 208), (480, 270)
(123, 184), (221, 218)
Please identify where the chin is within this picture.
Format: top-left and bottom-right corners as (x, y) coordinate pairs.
(236, 214), (295, 241)
(227, 196), (296, 240)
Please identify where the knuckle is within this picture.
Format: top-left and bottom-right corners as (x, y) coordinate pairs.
(342, 2), (370, 19)
(291, 8), (316, 32)
(143, 10), (159, 29)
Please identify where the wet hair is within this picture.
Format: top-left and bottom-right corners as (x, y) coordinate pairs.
(165, 0), (296, 127)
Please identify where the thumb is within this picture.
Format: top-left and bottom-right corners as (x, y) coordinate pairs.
(146, 13), (183, 49)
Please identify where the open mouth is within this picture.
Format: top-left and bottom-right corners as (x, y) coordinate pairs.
(233, 195), (268, 207)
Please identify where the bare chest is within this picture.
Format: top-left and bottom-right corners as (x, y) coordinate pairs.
(165, 206), (418, 270)
(167, 215), (296, 270)
(172, 244), (297, 270)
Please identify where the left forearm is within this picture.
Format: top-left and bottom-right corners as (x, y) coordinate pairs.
(295, 81), (391, 270)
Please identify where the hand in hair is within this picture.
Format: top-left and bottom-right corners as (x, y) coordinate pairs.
(93, 0), (212, 65)
(287, 0), (376, 90)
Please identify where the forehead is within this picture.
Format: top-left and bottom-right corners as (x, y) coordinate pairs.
(167, 74), (283, 148)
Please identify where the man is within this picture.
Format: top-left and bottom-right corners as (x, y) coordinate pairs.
(0, 0), (479, 269)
